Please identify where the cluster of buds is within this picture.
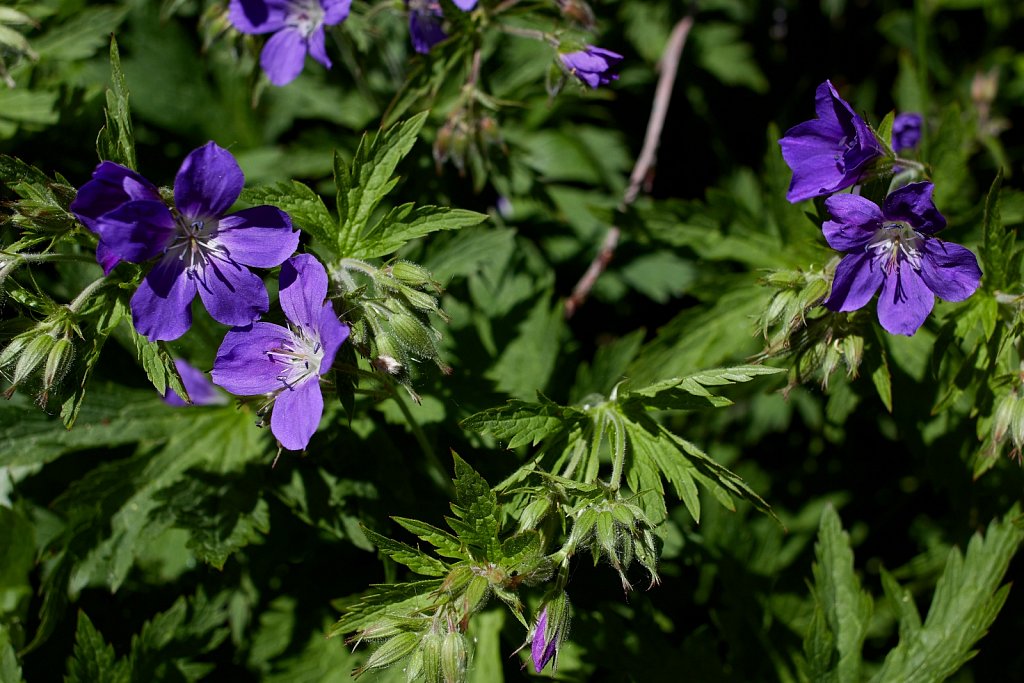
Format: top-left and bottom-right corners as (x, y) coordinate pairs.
(331, 257), (451, 400)
(758, 263), (834, 354)
(984, 385), (1024, 463)
(433, 108), (505, 179)
(563, 494), (660, 591)
(1, 317), (77, 406)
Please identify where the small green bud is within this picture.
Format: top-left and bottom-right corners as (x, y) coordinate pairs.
(841, 334), (864, 377)
(42, 337), (75, 392)
(388, 260), (439, 290)
(518, 496), (553, 531)
(440, 631), (468, 683)
(992, 390), (1016, 444)
(12, 333), (54, 388)
(420, 632), (444, 683)
(361, 632), (422, 673)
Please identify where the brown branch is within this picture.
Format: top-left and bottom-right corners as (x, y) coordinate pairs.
(564, 15), (694, 319)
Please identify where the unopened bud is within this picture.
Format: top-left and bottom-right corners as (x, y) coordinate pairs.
(440, 631), (467, 683)
(992, 391), (1016, 443)
(519, 497), (553, 531)
(389, 260), (439, 290)
(558, 0), (595, 27)
(420, 632), (444, 683)
(841, 335), (864, 377)
(12, 334), (54, 388)
(43, 337), (75, 391)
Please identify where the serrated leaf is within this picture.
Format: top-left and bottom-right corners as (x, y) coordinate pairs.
(32, 7), (127, 63)
(805, 506), (873, 683)
(362, 527), (450, 577)
(335, 112), (429, 255)
(391, 517), (465, 559)
(485, 296), (565, 400)
(461, 398), (584, 449)
(449, 453), (501, 561)
(96, 35), (135, 170)
(65, 611), (129, 683)
(127, 317), (187, 402)
(0, 625), (24, 683)
(623, 365), (785, 411)
(351, 204), (488, 259)
(869, 510), (1024, 683)
(979, 171), (1012, 292)
(240, 181), (335, 248)
(329, 580), (442, 637)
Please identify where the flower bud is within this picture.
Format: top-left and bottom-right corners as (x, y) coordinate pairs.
(440, 631), (468, 683)
(531, 594), (570, 674)
(388, 260), (440, 290)
(11, 333), (54, 389)
(420, 632), (444, 683)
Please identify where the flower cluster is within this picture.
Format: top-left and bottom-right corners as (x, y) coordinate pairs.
(73, 142), (348, 451)
(779, 81), (981, 336)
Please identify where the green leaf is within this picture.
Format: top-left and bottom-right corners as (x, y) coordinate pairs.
(466, 610), (505, 683)
(96, 35), (136, 170)
(0, 506), (34, 618)
(804, 506), (873, 683)
(448, 452), (501, 561)
(59, 286), (126, 429)
(623, 365), (785, 410)
(32, 7), (127, 62)
(0, 625), (24, 683)
(484, 297), (565, 400)
(128, 317), (187, 402)
(391, 517), (465, 559)
(329, 580), (443, 637)
(240, 181), (335, 248)
(461, 398), (584, 449)
(65, 611), (129, 683)
(361, 526), (451, 577)
(351, 204), (489, 259)
(869, 511), (1024, 683)
(335, 112), (429, 255)
(979, 171), (1013, 292)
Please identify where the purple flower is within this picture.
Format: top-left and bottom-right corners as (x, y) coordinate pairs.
(778, 80), (887, 203)
(163, 358), (227, 407)
(70, 163), (163, 274)
(531, 608), (558, 673)
(72, 142), (299, 342)
(892, 112), (923, 153)
(559, 45), (623, 89)
(211, 254), (349, 451)
(229, 0), (352, 86)
(822, 182), (982, 336)
(406, 0), (477, 54)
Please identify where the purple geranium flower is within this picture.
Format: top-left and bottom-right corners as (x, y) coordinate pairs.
(560, 45), (623, 88)
(892, 112), (923, 153)
(822, 182), (982, 336)
(229, 0), (352, 86)
(70, 162), (163, 274)
(406, 0), (477, 54)
(778, 80), (887, 203)
(211, 254), (349, 451)
(163, 358), (227, 407)
(72, 142), (299, 342)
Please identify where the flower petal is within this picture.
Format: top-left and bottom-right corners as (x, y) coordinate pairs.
(93, 199), (176, 263)
(228, 0), (288, 33)
(96, 241), (122, 275)
(214, 206), (298, 268)
(452, 0), (477, 9)
(71, 161), (161, 233)
(919, 239), (982, 302)
(212, 322), (292, 395)
(892, 112), (923, 153)
(409, 10), (446, 54)
(322, 0), (352, 25)
(260, 27), (308, 86)
(822, 193), (883, 251)
(306, 25), (331, 69)
(823, 251), (884, 313)
(195, 256), (270, 327)
(317, 302), (350, 374)
(883, 181), (946, 234)
(877, 267), (934, 336)
(778, 119), (847, 203)
(174, 142), (244, 221)
(271, 377), (324, 451)
(131, 256), (197, 342)
(279, 253), (328, 330)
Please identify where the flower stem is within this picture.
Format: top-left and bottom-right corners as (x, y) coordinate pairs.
(67, 277), (110, 314)
(496, 23), (556, 46)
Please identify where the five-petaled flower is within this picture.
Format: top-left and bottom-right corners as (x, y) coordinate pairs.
(822, 182), (981, 336)
(892, 112), (923, 154)
(163, 358), (227, 407)
(778, 80), (887, 203)
(211, 254), (349, 451)
(559, 45), (623, 89)
(229, 0), (352, 86)
(406, 0), (477, 54)
(72, 142), (299, 342)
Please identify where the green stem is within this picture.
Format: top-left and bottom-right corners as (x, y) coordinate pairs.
(67, 277), (109, 314)
(4, 251), (97, 265)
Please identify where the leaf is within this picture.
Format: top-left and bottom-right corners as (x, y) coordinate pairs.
(623, 365), (785, 410)
(484, 296), (565, 400)
(391, 517), (465, 559)
(240, 181), (335, 248)
(351, 204), (489, 259)
(96, 35), (136, 170)
(32, 7), (128, 62)
(335, 112), (429, 255)
(447, 452), (501, 561)
(979, 171), (1012, 292)
(0, 625), (24, 683)
(0, 506), (34, 618)
(361, 526), (451, 577)
(59, 286), (127, 428)
(804, 506), (873, 683)
(869, 510), (1024, 683)
(127, 316), (187, 402)
(65, 611), (129, 683)
(329, 580), (443, 637)
(461, 398), (584, 449)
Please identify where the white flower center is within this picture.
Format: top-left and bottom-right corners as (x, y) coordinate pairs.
(266, 326), (324, 390)
(866, 221), (923, 274)
(166, 217), (229, 274)
(287, 0), (324, 37)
